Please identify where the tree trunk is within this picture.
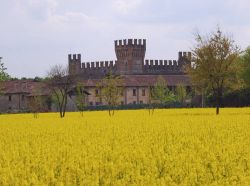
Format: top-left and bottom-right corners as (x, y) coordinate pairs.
(216, 106), (219, 115)
(215, 88), (223, 115)
(201, 89), (205, 108)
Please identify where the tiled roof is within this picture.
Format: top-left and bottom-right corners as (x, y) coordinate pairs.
(79, 75), (191, 87)
(1, 75), (191, 95)
(1, 80), (50, 96)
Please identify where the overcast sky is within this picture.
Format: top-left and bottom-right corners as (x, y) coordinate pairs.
(0, 0), (250, 78)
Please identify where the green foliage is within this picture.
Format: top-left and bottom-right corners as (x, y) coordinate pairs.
(75, 83), (87, 116)
(0, 58), (10, 95)
(187, 27), (241, 114)
(239, 47), (250, 87)
(97, 73), (124, 116)
(0, 59), (10, 81)
(151, 76), (176, 104)
(176, 84), (188, 104)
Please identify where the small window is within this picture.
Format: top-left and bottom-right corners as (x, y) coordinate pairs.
(9, 95), (12, 101)
(89, 102), (93, 106)
(22, 95), (25, 101)
(133, 89), (136, 96)
(133, 101), (136, 104)
(120, 91), (124, 96)
(121, 101), (124, 105)
(140, 100), (143, 104)
(95, 89), (99, 96)
(142, 89), (145, 96)
(96, 102), (99, 106)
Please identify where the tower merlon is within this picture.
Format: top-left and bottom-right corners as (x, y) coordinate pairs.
(68, 53), (81, 62)
(114, 39), (146, 47)
(178, 51), (192, 61)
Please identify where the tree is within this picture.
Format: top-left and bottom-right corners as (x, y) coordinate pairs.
(151, 76), (176, 104)
(239, 47), (250, 87)
(46, 65), (75, 118)
(28, 94), (46, 118)
(97, 73), (123, 116)
(187, 27), (241, 114)
(75, 83), (88, 117)
(148, 76), (176, 115)
(176, 83), (188, 105)
(0, 57), (10, 94)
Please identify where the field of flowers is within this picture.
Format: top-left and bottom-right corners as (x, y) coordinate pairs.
(0, 108), (249, 185)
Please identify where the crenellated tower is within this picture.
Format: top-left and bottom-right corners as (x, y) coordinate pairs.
(68, 54), (81, 75)
(178, 51), (192, 69)
(115, 39), (146, 75)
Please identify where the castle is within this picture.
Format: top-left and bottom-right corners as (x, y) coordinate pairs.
(0, 39), (192, 113)
(68, 39), (191, 77)
(67, 39), (192, 107)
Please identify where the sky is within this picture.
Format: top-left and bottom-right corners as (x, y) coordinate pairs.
(0, 0), (250, 78)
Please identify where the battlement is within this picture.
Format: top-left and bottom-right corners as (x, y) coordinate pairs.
(143, 59), (181, 74)
(178, 51), (192, 61)
(144, 59), (178, 66)
(68, 40), (191, 76)
(115, 39), (146, 48)
(80, 61), (116, 69)
(68, 54), (81, 63)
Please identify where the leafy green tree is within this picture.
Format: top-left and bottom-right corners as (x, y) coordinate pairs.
(176, 83), (188, 105)
(148, 76), (176, 115)
(187, 27), (241, 114)
(75, 83), (88, 117)
(239, 47), (250, 87)
(0, 58), (10, 81)
(97, 73), (123, 116)
(0, 57), (10, 95)
(151, 76), (176, 104)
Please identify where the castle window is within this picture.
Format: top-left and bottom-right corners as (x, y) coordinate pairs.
(133, 89), (136, 96)
(95, 89), (99, 96)
(142, 89), (145, 96)
(120, 91), (124, 96)
(9, 95), (12, 101)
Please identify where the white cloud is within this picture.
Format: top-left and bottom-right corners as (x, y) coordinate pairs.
(1, 0), (250, 77)
(112, 0), (143, 14)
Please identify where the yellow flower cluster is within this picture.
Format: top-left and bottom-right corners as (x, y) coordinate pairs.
(0, 108), (249, 185)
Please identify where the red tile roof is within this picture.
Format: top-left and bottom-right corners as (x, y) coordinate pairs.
(1, 80), (50, 96)
(79, 75), (191, 87)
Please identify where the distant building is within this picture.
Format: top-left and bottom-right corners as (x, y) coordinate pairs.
(68, 38), (191, 107)
(0, 39), (192, 113)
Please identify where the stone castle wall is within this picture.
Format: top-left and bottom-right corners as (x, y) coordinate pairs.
(68, 51), (191, 78)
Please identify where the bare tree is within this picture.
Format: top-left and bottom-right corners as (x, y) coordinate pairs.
(28, 95), (45, 118)
(46, 65), (75, 118)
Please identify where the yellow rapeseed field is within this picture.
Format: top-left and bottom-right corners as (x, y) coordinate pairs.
(0, 108), (250, 185)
